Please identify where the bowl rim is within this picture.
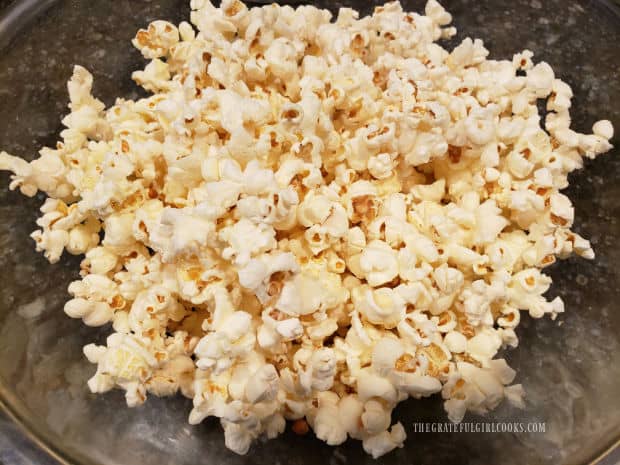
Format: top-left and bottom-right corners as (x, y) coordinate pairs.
(2, 377), (620, 465)
(0, 0), (56, 50)
(0, 380), (85, 465)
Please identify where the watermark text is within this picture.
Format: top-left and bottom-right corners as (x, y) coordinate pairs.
(412, 422), (546, 433)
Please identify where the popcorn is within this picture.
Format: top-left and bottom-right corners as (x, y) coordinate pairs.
(357, 369), (398, 404)
(132, 20), (180, 59)
(361, 400), (392, 435)
(65, 274), (120, 326)
(0, 0), (613, 459)
(593, 119), (614, 140)
(244, 364), (279, 403)
(81, 246), (119, 275)
(362, 422), (407, 459)
(194, 310), (256, 372)
(526, 62), (555, 98)
(310, 392), (348, 445)
(83, 332), (160, 406)
(220, 218), (276, 266)
(354, 286), (406, 328)
(443, 331), (467, 353)
(358, 240), (399, 287)
(64, 297), (114, 327)
(442, 360), (521, 423)
(466, 329), (502, 362)
(275, 272), (325, 316)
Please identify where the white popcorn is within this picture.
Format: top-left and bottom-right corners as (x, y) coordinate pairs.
(354, 287), (406, 329)
(357, 369), (398, 404)
(527, 62), (555, 98)
(466, 329), (502, 362)
(83, 333), (161, 406)
(371, 337), (405, 377)
(464, 107), (496, 146)
(132, 21), (180, 59)
(368, 153), (397, 179)
(592, 119), (614, 140)
(65, 298), (114, 326)
(132, 59), (172, 92)
(275, 272), (325, 316)
(194, 311), (256, 373)
(220, 218), (276, 266)
(361, 400), (391, 435)
(1, 0), (613, 458)
(311, 392), (348, 445)
(65, 274), (120, 326)
(244, 364), (279, 403)
(103, 213), (137, 253)
(31, 228), (69, 264)
(549, 192), (574, 225)
(473, 200), (509, 245)
(237, 251), (299, 298)
(362, 423), (407, 459)
(358, 240), (399, 287)
(443, 331), (467, 353)
(81, 247), (119, 275)
(275, 318), (303, 340)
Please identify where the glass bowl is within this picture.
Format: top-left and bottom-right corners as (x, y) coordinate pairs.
(0, 1), (619, 464)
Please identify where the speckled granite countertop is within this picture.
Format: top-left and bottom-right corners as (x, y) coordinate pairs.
(0, 411), (59, 465)
(0, 0), (57, 461)
(1, 0), (620, 465)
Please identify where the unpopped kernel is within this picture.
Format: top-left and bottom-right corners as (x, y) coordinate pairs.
(0, 0), (613, 458)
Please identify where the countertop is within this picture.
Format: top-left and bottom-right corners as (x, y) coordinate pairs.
(0, 0), (619, 464)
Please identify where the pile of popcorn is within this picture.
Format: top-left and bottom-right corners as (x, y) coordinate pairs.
(0, 0), (614, 457)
